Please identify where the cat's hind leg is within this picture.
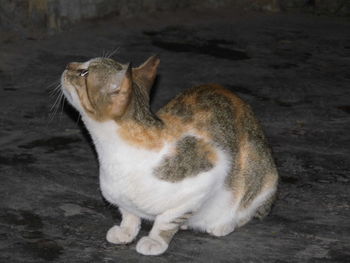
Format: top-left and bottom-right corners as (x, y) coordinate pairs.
(254, 191), (276, 220)
(136, 208), (192, 256)
(106, 207), (141, 244)
(205, 203), (237, 237)
(188, 189), (237, 237)
(236, 186), (277, 228)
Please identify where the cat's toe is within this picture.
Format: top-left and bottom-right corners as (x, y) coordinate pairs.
(207, 223), (235, 237)
(106, 225), (134, 244)
(180, 224), (189, 230)
(136, 236), (168, 256)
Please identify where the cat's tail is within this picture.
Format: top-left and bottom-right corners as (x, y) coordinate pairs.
(254, 189), (277, 220)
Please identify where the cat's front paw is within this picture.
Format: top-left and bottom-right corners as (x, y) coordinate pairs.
(180, 224), (189, 230)
(106, 225), (135, 244)
(207, 222), (235, 237)
(136, 236), (168, 256)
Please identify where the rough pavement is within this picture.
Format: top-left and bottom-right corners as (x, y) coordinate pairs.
(0, 9), (349, 262)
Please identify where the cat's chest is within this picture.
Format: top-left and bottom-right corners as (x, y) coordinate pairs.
(96, 134), (170, 218)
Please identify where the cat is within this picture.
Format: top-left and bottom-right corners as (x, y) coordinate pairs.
(61, 55), (278, 256)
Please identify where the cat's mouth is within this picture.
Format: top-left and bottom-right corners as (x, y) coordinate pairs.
(60, 70), (75, 105)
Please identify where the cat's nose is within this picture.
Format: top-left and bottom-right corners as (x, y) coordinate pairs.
(66, 62), (79, 70)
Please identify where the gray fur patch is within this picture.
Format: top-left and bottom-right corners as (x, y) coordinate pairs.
(154, 136), (214, 182)
(125, 82), (164, 127)
(162, 95), (194, 122)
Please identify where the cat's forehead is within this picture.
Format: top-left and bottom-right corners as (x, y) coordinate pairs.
(88, 58), (124, 71)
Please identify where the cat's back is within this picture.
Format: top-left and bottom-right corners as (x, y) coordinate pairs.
(158, 84), (260, 147)
(158, 84), (245, 117)
(158, 83), (276, 167)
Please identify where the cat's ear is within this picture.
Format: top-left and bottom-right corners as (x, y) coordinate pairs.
(132, 55), (160, 93)
(109, 64), (133, 117)
(119, 63), (132, 92)
(109, 63), (131, 92)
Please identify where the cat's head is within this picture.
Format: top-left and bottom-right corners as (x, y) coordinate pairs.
(61, 55), (159, 121)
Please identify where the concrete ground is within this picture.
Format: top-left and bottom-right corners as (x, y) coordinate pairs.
(0, 8), (349, 263)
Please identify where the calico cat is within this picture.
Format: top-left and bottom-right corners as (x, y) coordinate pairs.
(61, 55), (278, 256)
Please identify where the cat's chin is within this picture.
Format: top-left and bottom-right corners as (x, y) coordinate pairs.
(61, 86), (71, 101)
(61, 84), (84, 116)
(60, 73), (78, 108)
(61, 86), (74, 105)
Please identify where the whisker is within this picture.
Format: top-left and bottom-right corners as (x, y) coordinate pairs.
(106, 47), (120, 58)
(55, 93), (64, 120)
(48, 78), (61, 91)
(49, 103), (59, 122)
(49, 90), (63, 122)
(50, 90), (62, 111)
(59, 93), (66, 120)
(47, 78), (60, 90)
(53, 83), (62, 91)
(49, 84), (62, 97)
(47, 78), (61, 88)
(101, 49), (106, 58)
(76, 113), (81, 125)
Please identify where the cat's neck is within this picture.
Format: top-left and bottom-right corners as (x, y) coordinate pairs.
(82, 117), (118, 146)
(121, 82), (163, 128)
(81, 82), (164, 155)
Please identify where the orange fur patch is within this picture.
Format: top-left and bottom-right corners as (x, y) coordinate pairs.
(117, 112), (217, 164)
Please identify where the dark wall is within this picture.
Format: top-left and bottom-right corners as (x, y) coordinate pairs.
(0, 0), (349, 40)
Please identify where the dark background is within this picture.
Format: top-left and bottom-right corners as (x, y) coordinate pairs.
(0, 0), (349, 262)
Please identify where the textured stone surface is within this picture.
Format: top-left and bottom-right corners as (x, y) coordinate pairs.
(0, 8), (349, 262)
(0, 0), (241, 38)
(1, 0), (348, 41)
(279, 0), (350, 15)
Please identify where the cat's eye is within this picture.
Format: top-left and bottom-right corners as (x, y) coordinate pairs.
(110, 89), (120, 95)
(79, 69), (89, 77)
